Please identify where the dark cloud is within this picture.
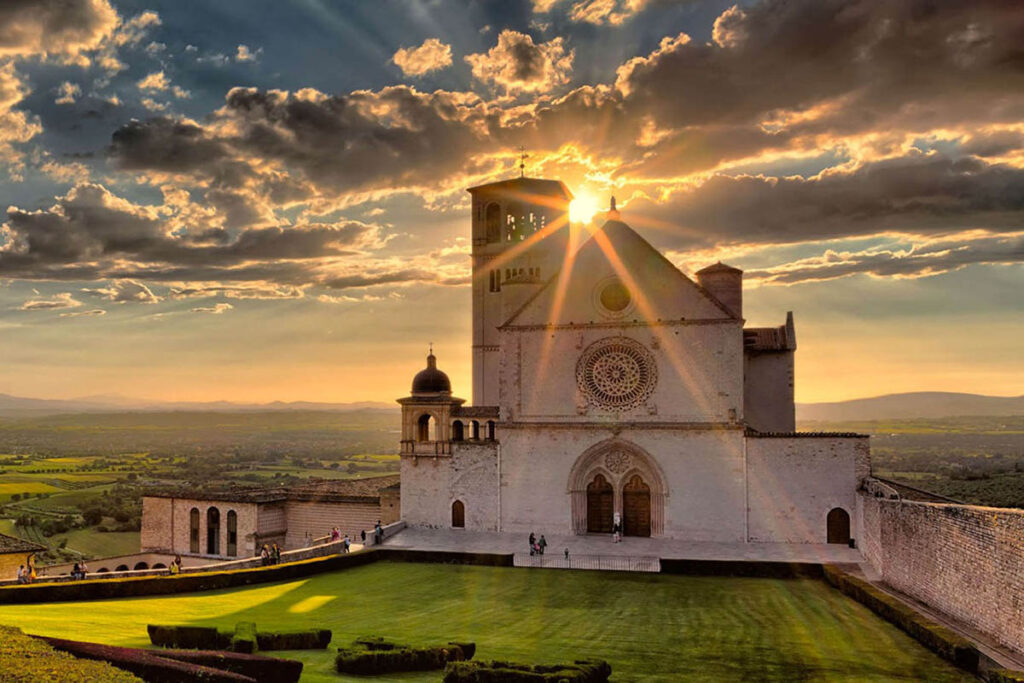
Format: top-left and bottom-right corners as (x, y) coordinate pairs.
(746, 234), (1024, 286)
(630, 152), (1024, 248)
(0, 183), (380, 280)
(0, 0), (118, 61)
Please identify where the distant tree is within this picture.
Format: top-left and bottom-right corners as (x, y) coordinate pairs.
(11, 494), (20, 501)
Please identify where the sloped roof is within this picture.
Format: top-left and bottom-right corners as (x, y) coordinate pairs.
(467, 177), (573, 200)
(697, 261), (743, 275)
(504, 218), (737, 327)
(0, 532), (45, 554)
(744, 312), (797, 352)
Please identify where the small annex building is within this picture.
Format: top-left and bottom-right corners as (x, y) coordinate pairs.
(141, 475), (399, 560)
(0, 532), (45, 580)
(398, 177), (870, 545)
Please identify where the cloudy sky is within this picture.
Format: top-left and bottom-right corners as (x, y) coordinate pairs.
(0, 0), (1021, 404)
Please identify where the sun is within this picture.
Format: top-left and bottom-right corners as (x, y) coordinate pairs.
(569, 193), (600, 224)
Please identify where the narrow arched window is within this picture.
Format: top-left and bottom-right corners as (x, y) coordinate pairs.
(227, 510), (238, 556)
(207, 507), (220, 555)
(486, 420), (496, 441)
(189, 507), (200, 553)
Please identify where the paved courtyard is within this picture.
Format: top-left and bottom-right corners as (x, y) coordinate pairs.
(382, 527), (864, 564)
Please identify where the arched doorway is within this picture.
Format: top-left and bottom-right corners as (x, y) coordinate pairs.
(207, 507), (220, 555)
(452, 420), (464, 441)
(568, 439), (668, 536)
(623, 475), (652, 537)
(451, 500), (465, 528)
(586, 474), (613, 533)
(827, 508), (851, 544)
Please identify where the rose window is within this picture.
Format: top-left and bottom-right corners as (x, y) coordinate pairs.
(576, 337), (657, 409)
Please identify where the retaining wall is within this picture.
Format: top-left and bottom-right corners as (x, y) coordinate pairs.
(861, 492), (1024, 655)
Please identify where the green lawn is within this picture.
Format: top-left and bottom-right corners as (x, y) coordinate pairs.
(0, 562), (972, 682)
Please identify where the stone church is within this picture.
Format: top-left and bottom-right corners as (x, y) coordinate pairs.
(399, 177), (869, 544)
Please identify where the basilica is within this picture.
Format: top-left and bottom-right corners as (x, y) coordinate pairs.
(398, 177), (869, 544)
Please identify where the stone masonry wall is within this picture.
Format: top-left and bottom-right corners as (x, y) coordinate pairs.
(284, 501), (381, 548)
(862, 494), (1024, 655)
(746, 436), (869, 543)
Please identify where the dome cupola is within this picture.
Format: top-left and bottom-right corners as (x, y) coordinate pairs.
(411, 348), (451, 395)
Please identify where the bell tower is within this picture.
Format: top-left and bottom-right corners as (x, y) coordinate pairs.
(466, 177), (572, 406)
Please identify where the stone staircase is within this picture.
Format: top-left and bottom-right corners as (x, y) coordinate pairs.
(513, 553), (660, 572)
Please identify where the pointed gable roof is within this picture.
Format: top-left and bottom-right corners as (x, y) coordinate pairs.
(504, 218), (737, 328)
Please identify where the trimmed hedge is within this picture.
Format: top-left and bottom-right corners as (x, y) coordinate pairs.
(822, 565), (980, 672)
(354, 635), (406, 651)
(38, 635), (255, 682)
(443, 659), (612, 682)
(0, 548), (378, 605)
(231, 622), (257, 654)
(378, 549), (515, 567)
(155, 649), (303, 682)
(148, 624), (232, 650)
(336, 638), (475, 675)
(660, 559), (823, 578)
(0, 625), (141, 683)
(989, 670), (1024, 683)
(256, 629), (331, 650)
(150, 623), (331, 652)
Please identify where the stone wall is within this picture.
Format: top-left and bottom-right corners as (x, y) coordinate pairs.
(400, 442), (499, 531)
(140, 496), (259, 560)
(746, 435), (869, 543)
(284, 500), (381, 548)
(743, 351), (794, 432)
(862, 493), (1024, 655)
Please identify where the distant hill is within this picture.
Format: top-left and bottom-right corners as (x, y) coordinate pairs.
(0, 393), (394, 418)
(797, 392), (1024, 422)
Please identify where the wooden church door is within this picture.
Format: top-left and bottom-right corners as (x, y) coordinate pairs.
(623, 475), (651, 537)
(586, 474), (613, 533)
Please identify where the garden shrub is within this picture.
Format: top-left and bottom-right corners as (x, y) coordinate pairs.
(148, 624), (232, 650)
(38, 635), (255, 682)
(354, 635), (406, 650)
(0, 625), (141, 683)
(255, 628), (331, 650)
(989, 670), (1024, 683)
(822, 565), (980, 672)
(231, 621), (258, 654)
(443, 659), (612, 682)
(153, 649), (303, 682)
(336, 638), (474, 675)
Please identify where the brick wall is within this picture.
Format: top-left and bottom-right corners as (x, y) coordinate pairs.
(862, 493), (1024, 655)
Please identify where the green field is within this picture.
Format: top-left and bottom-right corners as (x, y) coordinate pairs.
(0, 563), (971, 682)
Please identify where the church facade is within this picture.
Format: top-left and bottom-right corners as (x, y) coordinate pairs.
(399, 177), (869, 545)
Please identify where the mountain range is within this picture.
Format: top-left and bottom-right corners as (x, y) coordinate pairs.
(0, 391), (1021, 420)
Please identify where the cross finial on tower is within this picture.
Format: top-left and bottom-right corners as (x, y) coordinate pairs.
(519, 146), (529, 178)
(429, 341), (433, 356)
(610, 196), (617, 211)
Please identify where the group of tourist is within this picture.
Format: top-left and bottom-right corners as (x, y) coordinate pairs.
(259, 543), (282, 566)
(15, 564), (36, 584)
(70, 561), (88, 580)
(528, 532), (548, 556)
(168, 555), (183, 575)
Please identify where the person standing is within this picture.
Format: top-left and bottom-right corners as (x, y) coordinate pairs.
(260, 544), (270, 566)
(271, 543), (281, 565)
(361, 529), (367, 543)
(374, 521), (383, 545)
(539, 535), (547, 555)
(343, 535), (351, 553)
(16, 565), (26, 584)
(528, 532), (536, 555)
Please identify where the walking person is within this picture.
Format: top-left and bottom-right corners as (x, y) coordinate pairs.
(539, 535), (547, 555)
(343, 535), (351, 553)
(360, 529), (366, 544)
(271, 543), (281, 565)
(528, 532), (536, 556)
(374, 520), (383, 545)
(16, 565), (26, 584)
(331, 527), (340, 542)
(260, 544), (270, 566)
